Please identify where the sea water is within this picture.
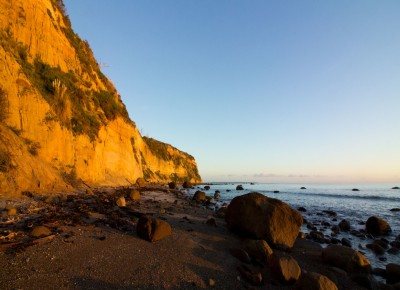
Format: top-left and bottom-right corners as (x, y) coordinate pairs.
(189, 183), (400, 270)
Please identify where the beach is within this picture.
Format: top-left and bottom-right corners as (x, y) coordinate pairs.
(0, 185), (395, 289)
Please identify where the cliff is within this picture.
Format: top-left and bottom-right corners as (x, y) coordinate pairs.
(0, 0), (201, 196)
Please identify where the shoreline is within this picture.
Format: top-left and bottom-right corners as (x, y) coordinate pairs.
(0, 185), (392, 289)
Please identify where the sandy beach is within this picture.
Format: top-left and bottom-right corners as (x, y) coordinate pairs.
(0, 186), (377, 289)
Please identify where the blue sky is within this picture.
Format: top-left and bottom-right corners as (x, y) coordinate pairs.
(64, 1), (400, 183)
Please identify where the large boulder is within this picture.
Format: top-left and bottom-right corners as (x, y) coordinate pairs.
(270, 253), (301, 283)
(386, 263), (400, 284)
(295, 272), (338, 290)
(136, 215), (172, 242)
(365, 216), (391, 236)
(322, 244), (371, 274)
(225, 192), (303, 249)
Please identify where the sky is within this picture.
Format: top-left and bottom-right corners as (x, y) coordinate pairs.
(63, 0), (400, 184)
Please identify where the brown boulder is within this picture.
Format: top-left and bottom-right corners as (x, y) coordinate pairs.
(136, 215), (172, 242)
(366, 216), (391, 236)
(225, 192), (303, 249)
(241, 239), (273, 265)
(338, 219), (351, 231)
(322, 244), (371, 274)
(168, 182), (176, 189)
(270, 253), (301, 283)
(296, 272), (338, 290)
(129, 189), (141, 201)
(192, 191), (206, 202)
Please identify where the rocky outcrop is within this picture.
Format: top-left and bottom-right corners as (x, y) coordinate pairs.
(295, 272), (338, 290)
(0, 0), (201, 196)
(225, 192), (303, 249)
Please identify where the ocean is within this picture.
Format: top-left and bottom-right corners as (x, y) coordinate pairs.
(188, 182), (400, 270)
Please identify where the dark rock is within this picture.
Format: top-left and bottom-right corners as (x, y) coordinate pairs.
(338, 219), (351, 231)
(168, 182), (177, 189)
(182, 181), (192, 188)
(323, 210), (337, 217)
(273, 190), (280, 193)
(204, 185), (210, 190)
(366, 216), (391, 236)
(352, 188), (360, 191)
(330, 238), (341, 244)
(298, 206), (307, 212)
(229, 248), (251, 264)
(270, 253), (301, 283)
(388, 247), (399, 255)
(375, 239), (389, 249)
(225, 192), (303, 249)
(390, 208), (400, 212)
(309, 231), (326, 243)
(322, 221), (331, 227)
(300, 187), (307, 190)
(331, 225), (340, 235)
(392, 187), (400, 190)
(237, 264), (263, 286)
(307, 222), (317, 231)
(322, 244), (371, 274)
(241, 239), (273, 265)
(350, 273), (379, 290)
(366, 243), (385, 255)
(236, 185), (244, 190)
(295, 271), (338, 290)
(387, 263), (400, 284)
(342, 238), (352, 248)
(213, 192), (221, 200)
(192, 191), (206, 202)
(136, 215), (172, 242)
(372, 267), (386, 278)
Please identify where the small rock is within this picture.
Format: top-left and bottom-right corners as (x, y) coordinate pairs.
(31, 226), (51, 238)
(236, 185), (244, 190)
(323, 210), (337, 217)
(392, 187), (400, 190)
(390, 208), (400, 212)
(136, 215), (172, 242)
(182, 181), (192, 189)
(338, 219), (350, 231)
(237, 264), (263, 286)
(204, 185), (211, 190)
(350, 273), (379, 290)
(298, 207), (307, 212)
(6, 207), (17, 216)
(300, 187), (307, 190)
(214, 192), (221, 200)
(192, 191), (206, 202)
(366, 216), (391, 236)
(386, 263), (400, 284)
(214, 207), (227, 219)
(295, 271), (338, 290)
(241, 239), (273, 265)
(116, 196), (126, 207)
(129, 189), (141, 201)
(168, 182), (176, 189)
(270, 253), (301, 283)
(388, 247), (399, 255)
(273, 190), (280, 193)
(208, 278), (215, 287)
(352, 188), (360, 191)
(85, 188), (94, 195)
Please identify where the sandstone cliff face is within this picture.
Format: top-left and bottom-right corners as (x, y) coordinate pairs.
(0, 0), (201, 196)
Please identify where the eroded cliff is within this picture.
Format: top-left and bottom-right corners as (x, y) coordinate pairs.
(0, 0), (201, 196)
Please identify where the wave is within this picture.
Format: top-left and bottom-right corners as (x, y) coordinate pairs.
(260, 190), (400, 202)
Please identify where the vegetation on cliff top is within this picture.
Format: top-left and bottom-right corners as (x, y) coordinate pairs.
(0, 0), (132, 141)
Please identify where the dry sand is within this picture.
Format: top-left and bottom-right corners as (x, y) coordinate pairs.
(0, 186), (367, 289)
